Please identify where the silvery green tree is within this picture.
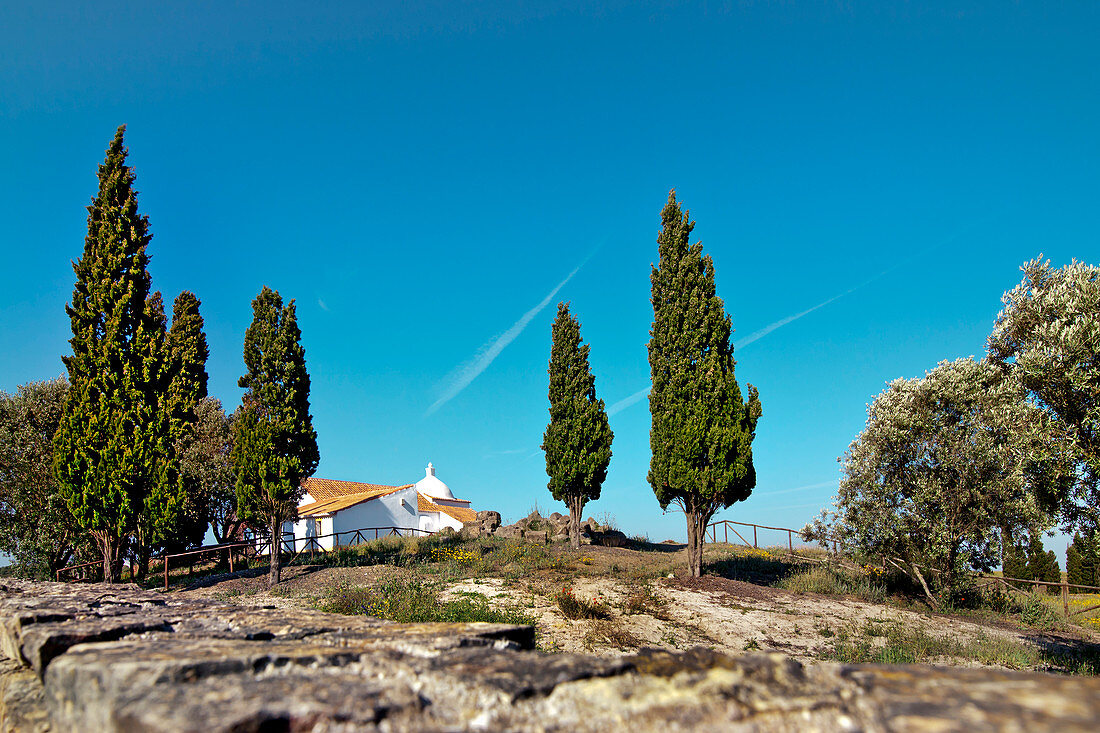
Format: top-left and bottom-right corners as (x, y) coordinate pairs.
(988, 257), (1100, 533)
(808, 358), (1066, 605)
(0, 379), (88, 577)
(53, 126), (179, 583)
(648, 191), (761, 578)
(542, 302), (613, 549)
(231, 287), (318, 588)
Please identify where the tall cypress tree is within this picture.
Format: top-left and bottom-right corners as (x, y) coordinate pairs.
(231, 287), (318, 588)
(542, 302), (613, 549)
(647, 190), (762, 577)
(53, 125), (167, 583)
(164, 291), (211, 550)
(130, 291), (186, 579)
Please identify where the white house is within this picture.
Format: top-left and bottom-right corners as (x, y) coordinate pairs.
(280, 463), (476, 552)
(415, 463), (476, 534)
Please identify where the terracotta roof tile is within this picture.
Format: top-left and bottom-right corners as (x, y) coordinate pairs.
(417, 492), (477, 524)
(298, 484), (411, 517)
(302, 477), (409, 503)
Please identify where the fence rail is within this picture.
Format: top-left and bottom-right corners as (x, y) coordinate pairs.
(705, 518), (1100, 620)
(705, 519), (840, 557)
(55, 525), (435, 590)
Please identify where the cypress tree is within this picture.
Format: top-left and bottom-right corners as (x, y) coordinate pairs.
(1066, 536), (1083, 591)
(647, 191), (762, 577)
(53, 125), (168, 583)
(542, 302), (613, 550)
(164, 291), (211, 550)
(231, 287), (318, 588)
(1068, 532), (1100, 590)
(1025, 533), (1061, 594)
(130, 291), (185, 579)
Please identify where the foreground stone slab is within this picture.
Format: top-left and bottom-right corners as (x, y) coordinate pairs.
(1, 580), (1099, 731)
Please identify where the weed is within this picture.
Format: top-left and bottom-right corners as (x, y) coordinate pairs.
(554, 587), (610, 620)
(622, 586), (671, 620)
(743, 638), (760, 651)
(584, 619), (642, 651)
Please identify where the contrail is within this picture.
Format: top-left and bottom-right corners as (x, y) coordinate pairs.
(607, 387), (649, 416)
(426, 250), (597, 416)
(606, 222), (982, 416)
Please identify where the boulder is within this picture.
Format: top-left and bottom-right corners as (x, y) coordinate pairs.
(593, 529), (629, 548)
(476, 511), (501, 531)
(460, 523), (481, 540)
(524, 530), (549, 544)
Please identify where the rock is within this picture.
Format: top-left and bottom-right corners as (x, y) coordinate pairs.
(3, 580), (1100, 732)
(494, 524), (520, 540)
(593, 529), (630, 548)
(460, 524), (481, 539)
(552, 534), (570, 544)
(549, 512), (563, 521)
(437, 526), (457, 539)
(583, 517), (599, 532)
(524, 530), (548, 545)
(476, 511), (501, 531)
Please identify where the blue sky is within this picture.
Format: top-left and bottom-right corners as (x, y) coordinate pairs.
(1, 2), (1097, 556)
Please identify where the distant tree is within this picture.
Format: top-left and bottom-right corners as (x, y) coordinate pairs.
(1002, 540), (1030, 589)
(647, 191), (761, 578)
(181, 398), (241, 545)
(807, 359), (1063, 606)
(1066, 532), (1099, 591)
(231, 287), (318, 588)
(1025, 533), (1062, 594)
(53, 126), (174, 583)
(0, 379), (88, 577)
(988, 257), (1100, 533)
(542, 303), (613, 550)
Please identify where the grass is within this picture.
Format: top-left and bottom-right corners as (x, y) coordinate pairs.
(823, 619), (1100, 675)
(780, 564), (888, 604)
(316, 577), (534, 626)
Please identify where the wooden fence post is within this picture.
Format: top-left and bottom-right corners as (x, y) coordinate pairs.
(753, 526), (757, 548)
(788, 530), (793, 553)
(1062, 578), (1070, 616)
(164, 556), (169, 591)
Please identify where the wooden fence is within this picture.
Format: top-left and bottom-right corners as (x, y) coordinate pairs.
(706, 519), (839, 557)
(56, 525), (434, 589)
(705, 518), (1100, 620)
(974, 573), (1100, 618)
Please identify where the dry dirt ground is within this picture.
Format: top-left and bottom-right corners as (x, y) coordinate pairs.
(177, 543), (1097, 670)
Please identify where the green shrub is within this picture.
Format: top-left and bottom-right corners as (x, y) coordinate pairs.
(317, 579), (533, 625)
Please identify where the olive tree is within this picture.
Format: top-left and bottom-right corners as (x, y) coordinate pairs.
(807, 358), (1067, 605)
(988, 256), (1100, 533)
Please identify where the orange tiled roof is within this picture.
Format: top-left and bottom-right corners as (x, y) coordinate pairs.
(298, 483), (411, 517)
(302, 477), (409, 503)
(418, 492), (477, 524)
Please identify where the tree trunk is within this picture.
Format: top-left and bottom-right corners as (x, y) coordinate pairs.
(95, 533), (120, 584)
(568, 496), (583, 550)
(268, 514), (282, 588)
(684, 505), (710, 578)
(134, 543), (151, 581)
(910, 562), (939, 609)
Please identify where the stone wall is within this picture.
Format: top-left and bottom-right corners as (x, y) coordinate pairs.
(1, 579), (1099, 731)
